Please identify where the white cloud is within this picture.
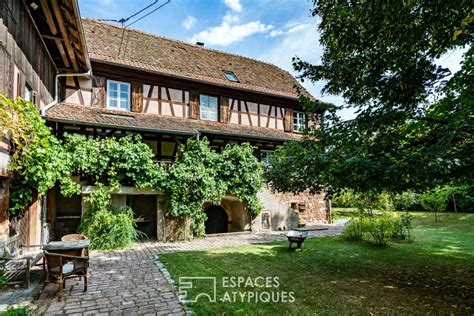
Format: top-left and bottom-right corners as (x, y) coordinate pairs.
(223, 0), (242, 12)
(191, 16), (272, 46)
(260, 20), (353, 120)
(223, 14), (239, 24)
(269, 30), (284, 37)
(269, 23), (311, 37)
(182, 15), (197, 30)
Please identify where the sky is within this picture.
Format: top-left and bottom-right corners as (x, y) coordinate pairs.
(77, 0), (467, 121)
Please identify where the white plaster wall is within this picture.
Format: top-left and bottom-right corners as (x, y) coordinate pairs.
(257, 188), (299, 231)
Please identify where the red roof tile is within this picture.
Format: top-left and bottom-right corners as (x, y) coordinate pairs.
(82, 18), (313, 100)
(46, 104), (301, 142)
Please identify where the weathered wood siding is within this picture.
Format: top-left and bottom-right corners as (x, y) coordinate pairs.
(0, 1), (55, 104)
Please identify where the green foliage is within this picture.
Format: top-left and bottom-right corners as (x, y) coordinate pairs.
(62, 133), (167, 192)
(340, 217), (366, 241)
(420, 187), (453, 222)
(0, 306), (31, 316)
(391, 191), (424, 212)
(341, 212), (412, 246)
(78, 185), (143, 250)
(365, 214), (399, 246)
(168, 139), (263, 236)
(0, 96), (68, 213)
(1, 96), (263, 241)
(217, 143), (263, 216)
(268, 3), (473, 196)
(167, 139), (224, 236)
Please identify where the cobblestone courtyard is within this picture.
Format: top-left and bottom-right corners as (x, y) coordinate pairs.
(1, 221), (344, 315)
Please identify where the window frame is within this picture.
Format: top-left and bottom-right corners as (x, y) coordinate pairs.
(107, 79), (131, 111)
(223, 71), (239, 82)
(199, 94), (219, 121)
(293, 111), (307, 133)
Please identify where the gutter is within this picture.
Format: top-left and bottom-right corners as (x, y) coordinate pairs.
(41, 70), (92, 116)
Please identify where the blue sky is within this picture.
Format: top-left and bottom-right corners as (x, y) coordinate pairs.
(78, 0), (466, 120)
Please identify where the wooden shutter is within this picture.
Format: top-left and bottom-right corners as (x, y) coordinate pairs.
(131, 81), (143, 113)
(91, 76), (106, 108)
(284, 108), (293, 132)
(219, 97), (229, 123)
(189, 91), (200, 119)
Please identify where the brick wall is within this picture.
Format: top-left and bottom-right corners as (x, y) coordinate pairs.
(274, 190), (331, 224)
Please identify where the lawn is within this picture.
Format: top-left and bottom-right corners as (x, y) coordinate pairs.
(159, 213), (474, 315)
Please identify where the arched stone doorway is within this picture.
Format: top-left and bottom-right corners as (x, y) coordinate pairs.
(204, 205), (228, 234)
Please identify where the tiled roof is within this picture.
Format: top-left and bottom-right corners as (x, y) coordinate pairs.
(82, 18), (312, 100)
(46, 104), (301, 142)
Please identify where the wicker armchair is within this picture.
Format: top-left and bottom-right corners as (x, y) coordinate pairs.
(44, 251), (89, 301)
(61, 234), (87, 241)
(61, 234), (89, 256)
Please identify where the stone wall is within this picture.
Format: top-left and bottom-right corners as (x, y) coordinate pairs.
(275, 190), (331, 224)
(257, 187), (331, 232)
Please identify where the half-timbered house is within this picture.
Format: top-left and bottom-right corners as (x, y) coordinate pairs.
(43, 19), (331, 240)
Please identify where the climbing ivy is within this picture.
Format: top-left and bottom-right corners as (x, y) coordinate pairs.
(0, 96), (68, 214)
(61, 133), (167, 194)
(1, 95), (263, 238)
(167, 139), (263, 236)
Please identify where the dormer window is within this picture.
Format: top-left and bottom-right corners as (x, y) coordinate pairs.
(223, 71), (239, 82)
(293, 111), (307, 133)
(107, 80), (130, 111)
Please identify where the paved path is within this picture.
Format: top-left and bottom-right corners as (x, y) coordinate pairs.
(1, 221), (345, 315)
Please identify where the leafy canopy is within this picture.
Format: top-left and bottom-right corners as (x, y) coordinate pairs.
(267, 1), (473, 195)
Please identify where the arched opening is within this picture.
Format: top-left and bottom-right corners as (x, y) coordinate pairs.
(204, 205), (228, 234)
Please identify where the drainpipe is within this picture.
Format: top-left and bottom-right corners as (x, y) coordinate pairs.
(40, 70), (92, 116)
(195, 131), (201, 140)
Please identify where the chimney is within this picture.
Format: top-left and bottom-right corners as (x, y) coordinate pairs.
(196, 42), (205, 47)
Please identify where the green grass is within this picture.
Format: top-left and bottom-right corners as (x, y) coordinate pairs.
(160, 213), (474, 315)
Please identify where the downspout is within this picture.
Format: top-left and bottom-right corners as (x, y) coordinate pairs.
(40, 70), (92, 116)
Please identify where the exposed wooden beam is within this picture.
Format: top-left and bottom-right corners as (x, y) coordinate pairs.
(40, 0), (58, 35)
(54, 39), (70, 69)
(42, 34), (64, 41)
(50, 1), (78, 71)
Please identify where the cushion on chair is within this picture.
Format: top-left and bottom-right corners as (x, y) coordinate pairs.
(62, 262), (74, 274)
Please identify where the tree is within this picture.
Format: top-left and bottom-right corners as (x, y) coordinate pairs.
(267, 1), (473, 195)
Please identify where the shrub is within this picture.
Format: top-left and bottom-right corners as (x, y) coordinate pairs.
(340, 217), (367, 241)
(79, 206), (143, 250)
(365, 213), (398, 246)
(393, 212), (413, 241)
(0, 305), (31, 316)
(78, 185), (144, 250)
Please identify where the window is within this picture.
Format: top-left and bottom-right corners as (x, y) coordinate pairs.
(107, 80), (130, 111)
(200, 95), (218, 121)
(223, 71), (239, 82)
(293, 111), (307, 132)
(24, 85), (33, 102)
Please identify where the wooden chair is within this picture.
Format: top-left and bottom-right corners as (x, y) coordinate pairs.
(43, 251), (89, 301)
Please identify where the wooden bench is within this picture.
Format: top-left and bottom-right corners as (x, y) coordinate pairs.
(0, 236), (45, 288)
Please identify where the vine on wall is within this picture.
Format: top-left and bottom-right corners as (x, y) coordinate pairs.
(0, 96), (68, 214)
(2, 96), (264, 239)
